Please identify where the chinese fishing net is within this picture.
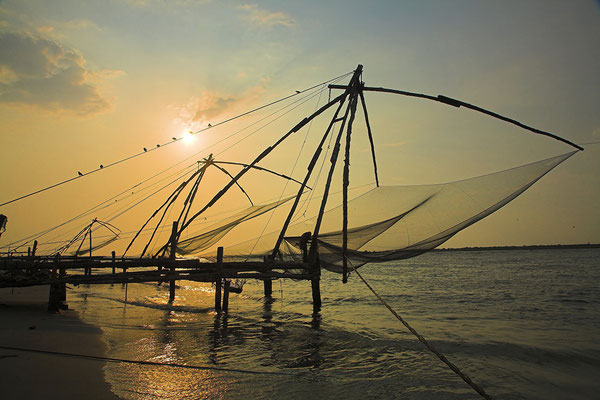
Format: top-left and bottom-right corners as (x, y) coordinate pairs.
(175, 151), (576, 272)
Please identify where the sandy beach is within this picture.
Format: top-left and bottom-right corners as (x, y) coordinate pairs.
(0, 286), (119, 400)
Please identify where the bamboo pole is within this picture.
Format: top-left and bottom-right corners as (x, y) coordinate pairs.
(342, 94), (359, 283)
(358, 88), (379, 187)
(271, 92), (349, 259)
(176, 92), (347, 237)
(329, 84), (584, 151)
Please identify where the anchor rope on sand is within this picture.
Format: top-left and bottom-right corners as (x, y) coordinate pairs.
(0, 345), (292, 376)
(352, 267), (493, 400)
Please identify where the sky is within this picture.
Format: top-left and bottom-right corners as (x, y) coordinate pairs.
(0, 0), (598, 254)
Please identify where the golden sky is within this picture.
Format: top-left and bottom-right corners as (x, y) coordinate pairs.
(0, 0), (598, 254)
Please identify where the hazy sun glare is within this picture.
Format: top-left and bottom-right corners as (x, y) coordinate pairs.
(183, 131), (195, 145)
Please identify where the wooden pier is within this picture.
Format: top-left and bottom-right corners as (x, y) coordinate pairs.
(0, 246), (321, 313)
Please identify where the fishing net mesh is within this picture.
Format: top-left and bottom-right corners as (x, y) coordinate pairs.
(178, 151), (575, 272)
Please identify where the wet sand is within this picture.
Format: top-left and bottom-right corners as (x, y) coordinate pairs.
(0, 286), (119, 399)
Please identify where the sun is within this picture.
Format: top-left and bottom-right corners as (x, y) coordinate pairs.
(182, 131), (195, 145)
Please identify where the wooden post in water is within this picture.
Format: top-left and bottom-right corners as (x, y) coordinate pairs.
(111, 251), (116, 274)
(264, 279), (272, 297)
(214, 247), (223, 312)
(169, 221), (178, 303)
(311, 275), (321, 313)
(48, 253), (61, 312)
(32, 240), (37, 256)
(222, 280), (230, 312)
(86, 226), (92, 275)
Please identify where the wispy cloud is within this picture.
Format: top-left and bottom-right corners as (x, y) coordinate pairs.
(238, 4), (294, 29)
(174, 80), (269, 130)
(0, 31), (121, 116)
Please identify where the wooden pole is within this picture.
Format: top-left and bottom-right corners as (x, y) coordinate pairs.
(222, 280), (230, 312)
(307, 65), (362, 309)
(32, 240), (37, 256)
(169, 221), (178, 303)
(215, 246), (223, 312)
(111, 251), (116, 274)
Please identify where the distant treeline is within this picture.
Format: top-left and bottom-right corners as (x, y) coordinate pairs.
(435, 243), (600, 252)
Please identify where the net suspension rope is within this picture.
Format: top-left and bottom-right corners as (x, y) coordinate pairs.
(352, 266), (493, 399)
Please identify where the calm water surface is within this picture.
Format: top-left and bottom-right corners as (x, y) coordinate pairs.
(70, 249), (600, 399)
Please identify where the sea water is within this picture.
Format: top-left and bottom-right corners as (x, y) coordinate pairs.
(69, 249), (600, 399)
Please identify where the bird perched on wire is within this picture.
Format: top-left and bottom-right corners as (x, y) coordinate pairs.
(77, 171), (83, 176)
(296, 90), (301, 94)
(172, 137), (177, 141)
(208, 123), (212, 127)
(143, 147), (147, 152)
(156, 144), (160, 147)
(100, 165), (103, 169)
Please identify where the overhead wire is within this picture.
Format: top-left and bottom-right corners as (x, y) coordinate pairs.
(1, 162), (198, 252)
(247, 83), (329, 257)
(3, 77), (343, 254)
(0, 71), (353, 208)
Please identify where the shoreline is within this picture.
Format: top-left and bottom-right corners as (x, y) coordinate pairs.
(0, 286), (119, 399)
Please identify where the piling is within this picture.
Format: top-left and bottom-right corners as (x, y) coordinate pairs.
(169, 221), (178, 303)
(223, 280), (230, 312)
(311, 257), (322, 313)
(214, 247), (223, 312)
(264, 279), (273, 297)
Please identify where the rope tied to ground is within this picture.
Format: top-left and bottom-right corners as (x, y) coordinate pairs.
(0, 345), (292, 376)
(352, 267), (493, 400)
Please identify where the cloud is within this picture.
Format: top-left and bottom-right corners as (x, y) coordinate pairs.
(174, 81), (268, 129)
(0, 31), (119, 115)
(177, 91), (237, 127)
(238, 4), (294, 29)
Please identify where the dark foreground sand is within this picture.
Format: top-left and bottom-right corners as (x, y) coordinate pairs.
(0, 286), (119, 399)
